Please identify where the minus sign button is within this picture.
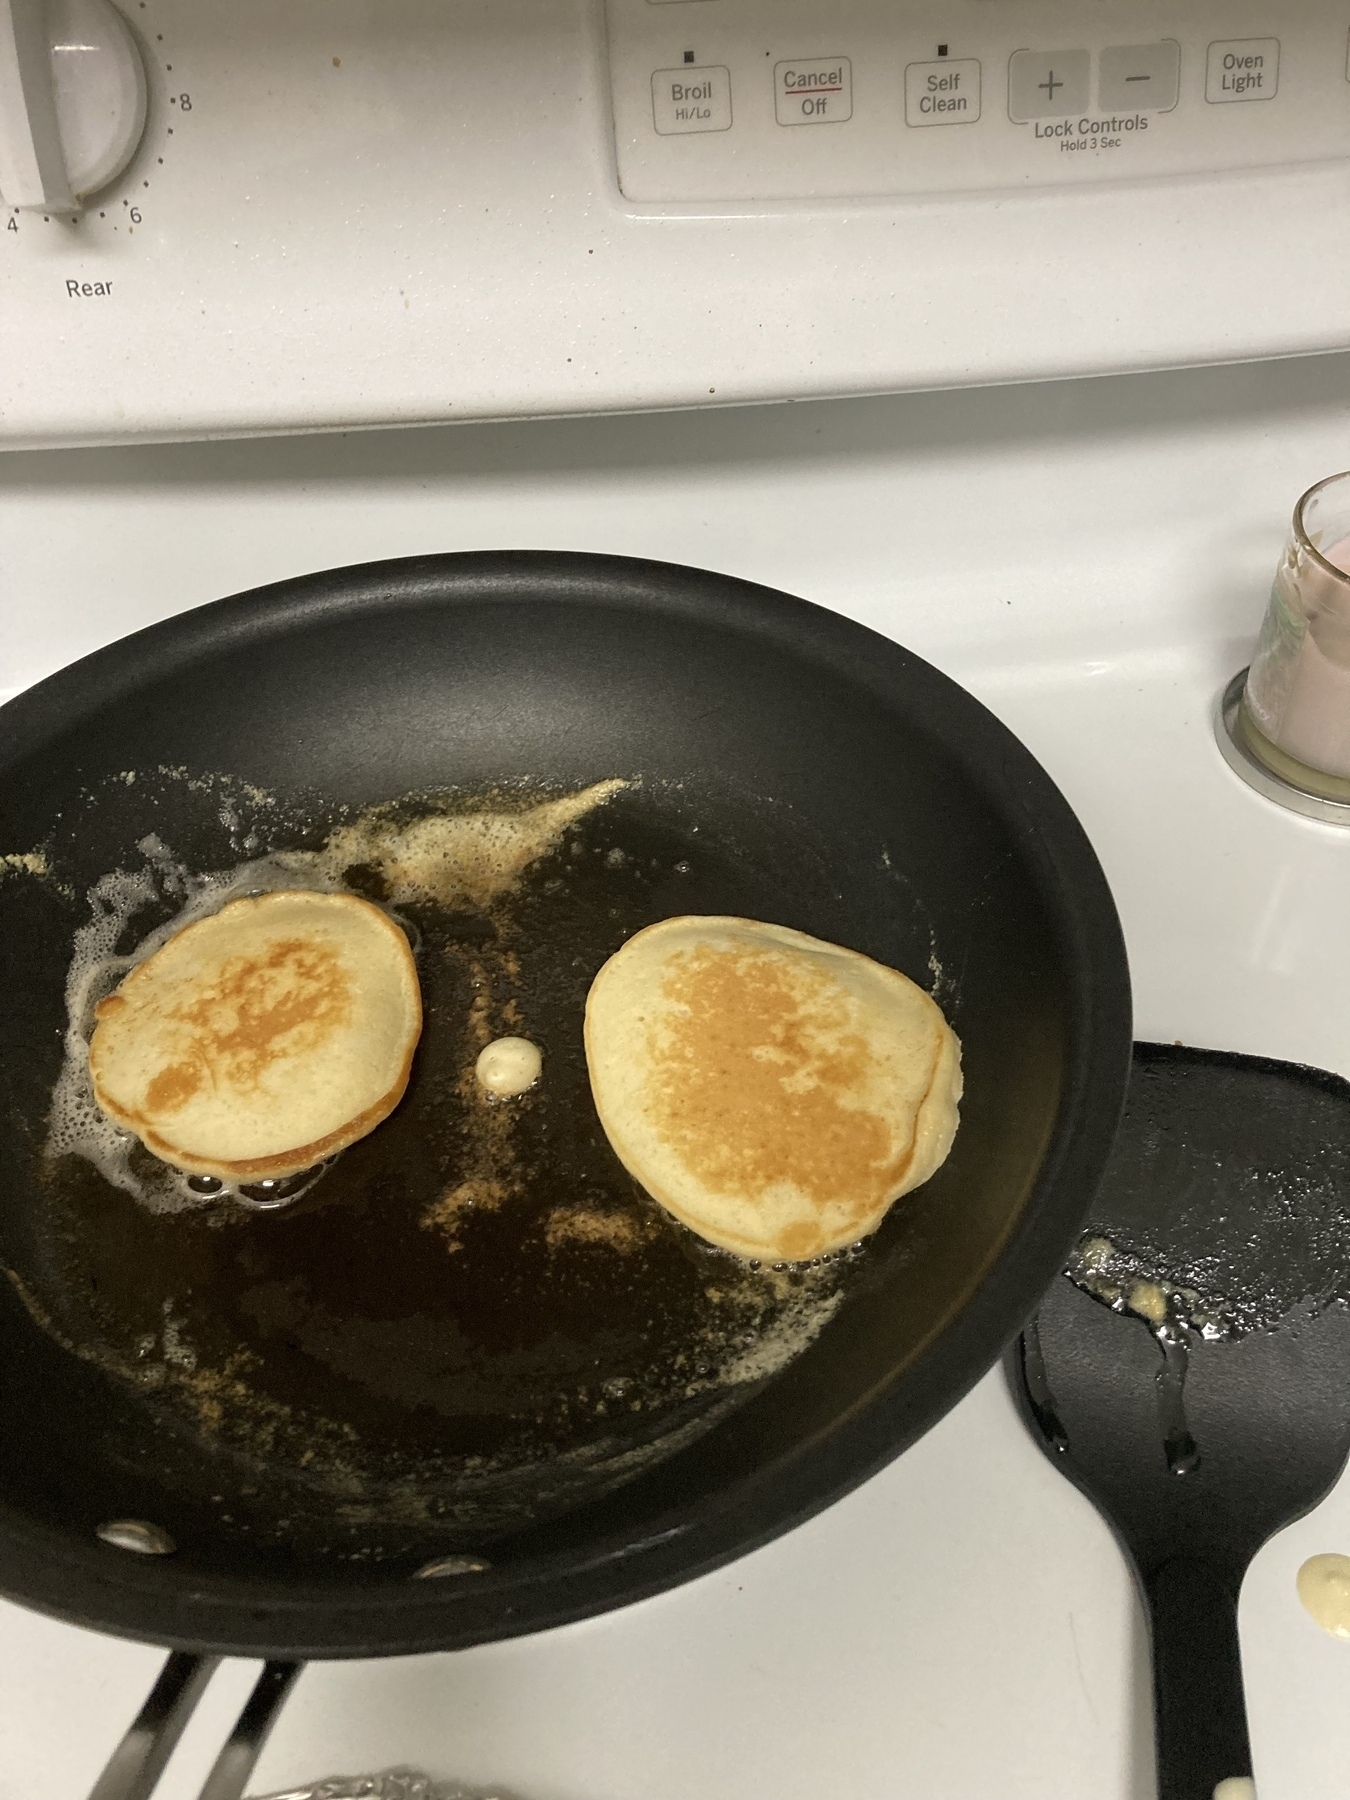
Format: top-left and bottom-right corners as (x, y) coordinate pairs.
(1098, 42), (1181, 113)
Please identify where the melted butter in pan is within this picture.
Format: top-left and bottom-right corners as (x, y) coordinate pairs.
(24, 779), (858, 1544)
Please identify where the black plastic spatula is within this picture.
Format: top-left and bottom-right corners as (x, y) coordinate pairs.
(1008, 1043), (1350, 1800)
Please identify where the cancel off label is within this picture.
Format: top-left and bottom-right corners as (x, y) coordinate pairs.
(775, 59), (852, 125)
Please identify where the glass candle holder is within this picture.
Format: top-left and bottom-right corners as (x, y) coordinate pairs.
(1241, 471), (1350, 801)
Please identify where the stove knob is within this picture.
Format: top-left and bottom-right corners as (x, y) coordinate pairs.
(0, 0), (147, 213)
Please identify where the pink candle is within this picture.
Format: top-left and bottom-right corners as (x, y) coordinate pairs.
(1245, 499), (1350, 784)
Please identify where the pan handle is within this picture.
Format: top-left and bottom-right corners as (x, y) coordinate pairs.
(87, 1652), (222, 1800)
(1145, 1556), (1253, 1800)
(196, 1660), (303, 1800)
(87, 1654), (302, 1800)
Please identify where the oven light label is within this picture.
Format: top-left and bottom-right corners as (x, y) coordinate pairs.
(1206, 39), (1280, 103)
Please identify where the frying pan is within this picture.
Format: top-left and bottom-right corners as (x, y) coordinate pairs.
(0, 551), (1130, 1660)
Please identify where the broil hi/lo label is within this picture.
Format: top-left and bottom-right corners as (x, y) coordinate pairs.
(651, 65), (732, 135)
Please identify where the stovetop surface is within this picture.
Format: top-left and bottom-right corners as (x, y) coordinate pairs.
(3, 353), (1350, 1800)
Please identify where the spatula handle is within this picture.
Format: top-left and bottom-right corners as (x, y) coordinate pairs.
(1145, 1556), (1253, 1800)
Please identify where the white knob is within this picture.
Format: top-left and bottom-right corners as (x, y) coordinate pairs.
(0, 0), (146, 213)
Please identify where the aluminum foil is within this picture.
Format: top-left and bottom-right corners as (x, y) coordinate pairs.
(252, 1773), (517, 1800)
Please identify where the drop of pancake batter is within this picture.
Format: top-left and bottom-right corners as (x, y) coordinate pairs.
(475, 1036), (542, 1098)
(1297, 1553), (1350, 1639)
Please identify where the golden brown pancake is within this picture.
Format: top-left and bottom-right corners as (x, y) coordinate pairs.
(584, 916), (961, 1261)
(89, 890), (421, 1180)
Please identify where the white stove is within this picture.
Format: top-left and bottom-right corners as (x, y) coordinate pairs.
(6, 1), (1350, 1793)
(5, 354), (1350, 1798)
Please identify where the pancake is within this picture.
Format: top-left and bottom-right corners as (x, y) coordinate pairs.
(584, 916), (961, 1261)
(89, 890), (422, 1180)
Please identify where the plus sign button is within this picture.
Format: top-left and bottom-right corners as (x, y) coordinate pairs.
(1008, 47), (1090, 122)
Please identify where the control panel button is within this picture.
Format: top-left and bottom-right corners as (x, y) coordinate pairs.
(904, 58), (981, 127)
(1206, 39), (1279, 103)
(1008, 48), (1090, 122)
(775, 58), (851, 125)
(1098, 41), (1180, 112)
(651, 64), (731, 134)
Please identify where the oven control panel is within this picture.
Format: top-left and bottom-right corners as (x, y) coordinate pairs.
(4, 0), (1350, 446)
(607, 0), (1350, 200)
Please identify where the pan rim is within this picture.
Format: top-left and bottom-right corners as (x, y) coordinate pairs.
(0, 549), (1132, 1657)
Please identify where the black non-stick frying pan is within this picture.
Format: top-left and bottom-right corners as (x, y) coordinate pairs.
(0, 552), (1130, 1660)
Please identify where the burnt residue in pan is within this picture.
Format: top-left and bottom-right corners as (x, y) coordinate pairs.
(12, 774), (863, 1554)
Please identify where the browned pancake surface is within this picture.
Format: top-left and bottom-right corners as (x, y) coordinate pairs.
(585, 916), (962, 1260)
(90, 890), (421, 1179)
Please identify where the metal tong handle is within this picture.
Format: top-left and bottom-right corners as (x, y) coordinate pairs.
(87, 1653), (302, 1800)
(197, 1661), (302, 1800)
(87, 1654), (222, 1800)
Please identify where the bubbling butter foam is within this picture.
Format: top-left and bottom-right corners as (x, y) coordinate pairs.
(47, 843), (355, 1213)
(47, 781), (628, 1215)
(320, 781), (628, 910)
